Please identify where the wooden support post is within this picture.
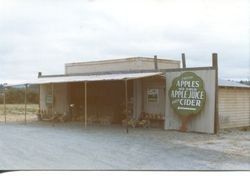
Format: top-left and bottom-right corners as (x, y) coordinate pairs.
(182, 53), (186, 68)
(51, 83), (54, 126)
(84, 82), (87, 128)
(212, 53), (219, 134)
(24, 84), (27, 124)
(125, 79), (128, 133)
(3, 87), (6, 124)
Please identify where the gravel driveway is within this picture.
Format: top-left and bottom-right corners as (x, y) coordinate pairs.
(0, 122), (249, 170)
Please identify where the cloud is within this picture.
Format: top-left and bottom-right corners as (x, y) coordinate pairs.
(0, 0), (249, 83)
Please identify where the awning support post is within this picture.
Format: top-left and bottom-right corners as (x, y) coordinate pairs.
(51, 83), (55, 126)
(125, 79), (128, 133)
(84, 82), (87, 128)
(24, 84), (27, 124)
(212, 53), (219, 134)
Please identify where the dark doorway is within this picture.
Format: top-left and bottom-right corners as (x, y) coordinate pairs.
(68, 80), (133, 124)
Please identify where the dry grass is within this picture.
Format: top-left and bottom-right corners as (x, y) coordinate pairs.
(0, 104), (39, 122)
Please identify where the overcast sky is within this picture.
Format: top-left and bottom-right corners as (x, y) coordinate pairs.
(0, 0), (249, 83)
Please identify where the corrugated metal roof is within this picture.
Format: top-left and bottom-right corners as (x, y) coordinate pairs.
(5, 72), (162, 87)
(219, 79), (250, 88)
(4, 71), (249, 88)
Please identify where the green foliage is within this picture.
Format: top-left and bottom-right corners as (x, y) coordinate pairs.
(240, 80), (250, 85)
(0, 86), (39, 104)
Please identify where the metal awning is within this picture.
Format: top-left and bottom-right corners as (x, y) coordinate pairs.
(5, 72), (163, 87)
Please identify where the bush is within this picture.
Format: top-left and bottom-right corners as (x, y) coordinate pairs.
(0, 85), (39, 104)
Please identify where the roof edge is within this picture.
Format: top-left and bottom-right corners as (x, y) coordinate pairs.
(65, 57), (180, 67)
(39, 69), (161, 78)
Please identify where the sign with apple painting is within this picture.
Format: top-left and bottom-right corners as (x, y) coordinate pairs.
(169, 72), (206, 117)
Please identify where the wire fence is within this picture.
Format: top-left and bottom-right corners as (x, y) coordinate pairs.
(0, 104), (39, 123)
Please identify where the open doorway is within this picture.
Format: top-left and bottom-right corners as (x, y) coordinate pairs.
(68, 80), (133, 125)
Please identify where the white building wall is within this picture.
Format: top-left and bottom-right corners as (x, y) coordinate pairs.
(40, 84), (50, 112)
(40, 83), (69, 115)
(142, 76), (166, 115)
(132, 76), (166, 119)
(219, 87), (250, 129)
(65, 57), (180, 74)
(54, 83), (69, 115)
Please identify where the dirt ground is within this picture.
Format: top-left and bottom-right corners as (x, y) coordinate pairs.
(0, 121), (249, 170)
(0, 104), (39, 122)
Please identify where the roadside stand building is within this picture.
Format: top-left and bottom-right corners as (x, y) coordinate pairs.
(3, 54), (250, 134)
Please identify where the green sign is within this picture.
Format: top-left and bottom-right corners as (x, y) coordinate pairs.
(147, 88), (159, 103)
(168, 72), (206, 116)
(46, 95), (53, 105)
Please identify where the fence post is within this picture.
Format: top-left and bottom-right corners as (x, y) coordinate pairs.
(3, 87), (6, 124)
(24, 84), (28, 124)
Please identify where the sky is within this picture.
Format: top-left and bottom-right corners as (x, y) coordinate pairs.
(0, 0), (249, 84)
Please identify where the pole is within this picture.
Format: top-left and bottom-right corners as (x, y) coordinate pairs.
(125, 79), (128, 133)
(154, 55), (158, 70)
(24, 84), (27, 124)
(51, 83), (54, 126)
(3, 87), (6, 124)
(38, 72), (41, 117)
(182, 53), (186, 68)
(212, 53), (219, 134)
(84, 82), (87, 128)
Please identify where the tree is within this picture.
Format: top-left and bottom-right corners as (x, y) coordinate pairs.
(0, 85), (39, 104)
(240, 80), (250, 85)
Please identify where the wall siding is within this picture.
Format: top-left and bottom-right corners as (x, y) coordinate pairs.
(133, 79), (142, 119)
(219, 88), (250, 129)
(54, 83), (69, 114)
(40, 84), (50, 112)
(40, 83), (69, 115)
(142, 76), (166, 115)
(65, 59), (180, 74)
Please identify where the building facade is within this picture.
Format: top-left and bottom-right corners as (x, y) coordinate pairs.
(39, 57), (180, 126)
(218, 80), (250, 129)
(38, 56), (250, 132)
